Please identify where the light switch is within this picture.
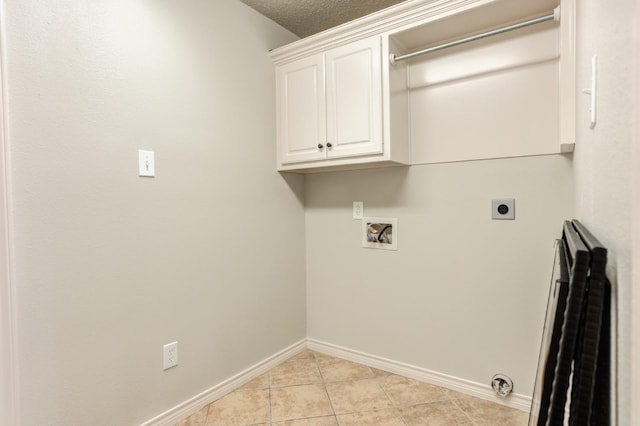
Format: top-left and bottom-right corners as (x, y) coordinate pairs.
(138, 150), (155, 177)
(588, 54), (597, 129)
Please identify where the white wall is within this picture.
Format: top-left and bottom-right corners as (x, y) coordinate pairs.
(573, 0), (638, 424)
(305, 13), (575, 399)
(635, 5), (640, 424)
(0, 33), (16, 425)
(305, 154), (574, 396)
(2, 0), (304, 424)
(4, 0), (635, 424)
(407, 24), (561, 163)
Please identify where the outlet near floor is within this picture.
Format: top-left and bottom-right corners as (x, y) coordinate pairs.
(163, 341), (178, 370)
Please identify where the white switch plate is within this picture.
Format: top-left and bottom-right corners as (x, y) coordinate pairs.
(163, 341), (178, 370)
(582, 55), (598, 129)
(353, 201), (363, 219)
(589, 54), (597, 129)
(138, 150), (155, 177)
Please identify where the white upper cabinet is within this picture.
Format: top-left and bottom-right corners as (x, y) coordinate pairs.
(325, 38), (382, 160)
(276, 36), (394, 171)
(271, 0), (574, 172)
(277, 54), (326, 165)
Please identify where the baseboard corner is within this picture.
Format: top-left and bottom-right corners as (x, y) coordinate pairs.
(140, 339), (307, 426)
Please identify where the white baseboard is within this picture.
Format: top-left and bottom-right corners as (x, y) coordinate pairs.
(142, 337), (532, 425)
(140, 339), (307, 426)
(306, 338), (532, 412)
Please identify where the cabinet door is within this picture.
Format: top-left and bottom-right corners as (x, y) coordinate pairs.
(325, 37), (383, 159)
(277, 54), (327, 165)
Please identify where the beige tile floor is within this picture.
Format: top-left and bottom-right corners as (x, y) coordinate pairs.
(176, 350), (528, 426)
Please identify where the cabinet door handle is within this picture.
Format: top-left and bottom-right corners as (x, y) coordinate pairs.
(317, 143), (324, 149)
(326, 142), (333, 148)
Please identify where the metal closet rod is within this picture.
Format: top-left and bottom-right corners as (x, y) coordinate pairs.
(390, 6), (560, 64)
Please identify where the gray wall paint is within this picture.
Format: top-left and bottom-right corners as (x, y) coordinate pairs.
(573, 0), (637, 423)
(0, 58), (16, 426)
(5, 0), (635, 424)
(305, 155), (574, 396)
(4, 0), (304, 424)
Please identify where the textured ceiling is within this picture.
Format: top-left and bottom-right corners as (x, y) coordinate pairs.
(239, 0), (407, 38)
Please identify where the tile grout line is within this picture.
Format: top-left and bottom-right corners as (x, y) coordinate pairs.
(451, 397), (479, 426)
(316, 352), (408, 423)
(374, 374), (409, 425)
(203, 402), (210, 426)
(318, 353), (373, 420)
(268, 370), (274, 424)
(312, 351), (340, 423)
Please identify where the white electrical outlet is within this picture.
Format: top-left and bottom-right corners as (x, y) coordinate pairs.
(163, 341), (178, 370)
(491, 199), (515, 220)
(353, 201), (364, 219)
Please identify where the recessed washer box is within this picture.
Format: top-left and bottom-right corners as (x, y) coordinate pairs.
(362, 217), (398, 250)
(492, 199), (515, 220)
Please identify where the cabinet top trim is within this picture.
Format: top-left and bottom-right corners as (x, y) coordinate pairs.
(270, 0), (493, 64)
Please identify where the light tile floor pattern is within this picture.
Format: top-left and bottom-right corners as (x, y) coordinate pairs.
(176, 350), (528, 426)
